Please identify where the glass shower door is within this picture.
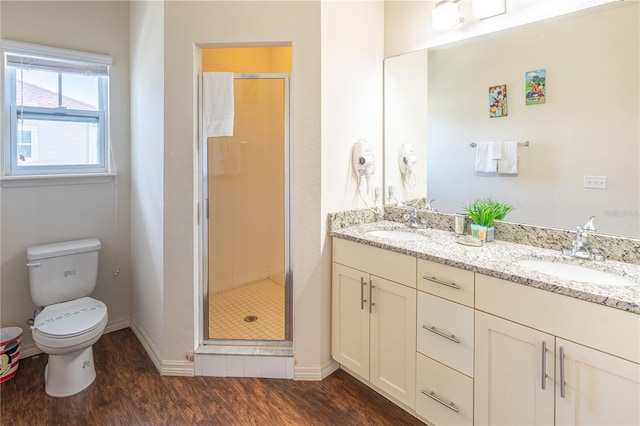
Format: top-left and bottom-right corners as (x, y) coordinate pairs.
(205, 75), (290, 343)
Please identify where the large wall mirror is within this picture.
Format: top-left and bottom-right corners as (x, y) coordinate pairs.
(384, 1), (639, 239)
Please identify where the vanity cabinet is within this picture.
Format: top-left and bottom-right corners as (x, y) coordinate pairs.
(331, 234), (640, 425)
(332, 239), (417, 408)
(475, 274), (640, 426)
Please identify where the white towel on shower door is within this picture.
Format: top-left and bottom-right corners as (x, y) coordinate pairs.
(203, 72), (235, 137)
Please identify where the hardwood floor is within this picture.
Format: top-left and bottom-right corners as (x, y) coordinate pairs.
(1, 329), (425, 425)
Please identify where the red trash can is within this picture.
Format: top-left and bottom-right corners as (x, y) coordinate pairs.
(0, 327), (23, 382)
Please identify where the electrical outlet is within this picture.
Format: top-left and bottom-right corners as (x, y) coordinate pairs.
(584, 175), (607, 189)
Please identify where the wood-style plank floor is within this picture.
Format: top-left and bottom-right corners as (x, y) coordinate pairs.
(1, 328), (425, 425)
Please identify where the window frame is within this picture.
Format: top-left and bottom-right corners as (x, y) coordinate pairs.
(2, 40), (112, 177)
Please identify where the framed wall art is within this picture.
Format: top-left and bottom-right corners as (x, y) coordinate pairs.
(526, 69), (546, 105)
(489, 84), (507, 117)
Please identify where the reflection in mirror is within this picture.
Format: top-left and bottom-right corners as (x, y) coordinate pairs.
(384, 2), (639, 238)
(384, 50), (428, 207)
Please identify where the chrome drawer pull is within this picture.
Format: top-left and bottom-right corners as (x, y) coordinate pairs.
(422, 324), (461, 344)
(421, 389), (460, 413)
(423, 276), (461, 290)
(360, 277), (366, 310)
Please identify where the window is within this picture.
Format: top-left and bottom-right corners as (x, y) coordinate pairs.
(2, 40), (112, 176)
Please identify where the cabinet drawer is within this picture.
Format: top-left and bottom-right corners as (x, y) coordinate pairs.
(333, 238), (416, 288)
(417, 292), (474, 377)
(417, 259), (474, 306)
(416, 353), (473, 426)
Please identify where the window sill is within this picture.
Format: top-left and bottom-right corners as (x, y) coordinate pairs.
(0, 172), (116, 188)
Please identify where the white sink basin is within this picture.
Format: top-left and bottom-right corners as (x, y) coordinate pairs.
(366, 230), (429, 241)
(518, 260), (635, 287)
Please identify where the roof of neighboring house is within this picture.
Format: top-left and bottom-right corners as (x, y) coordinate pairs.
(16, 80), (97, 110)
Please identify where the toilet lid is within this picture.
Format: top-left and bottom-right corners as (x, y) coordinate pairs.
(33, 297), (107, 338)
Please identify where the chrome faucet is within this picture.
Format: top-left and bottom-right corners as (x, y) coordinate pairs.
(404, 205), (427, 229)
(562, 216), (604, 261)
(425, 198), (435, 211)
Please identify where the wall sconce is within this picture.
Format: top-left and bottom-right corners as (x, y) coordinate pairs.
(431, 0), (464, 31)
(472, 0), (506, 20)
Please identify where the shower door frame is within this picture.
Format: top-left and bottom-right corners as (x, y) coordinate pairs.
(198, 73), (292, 350)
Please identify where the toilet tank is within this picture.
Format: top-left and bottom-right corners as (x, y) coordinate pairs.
(27, 238), (101, 307)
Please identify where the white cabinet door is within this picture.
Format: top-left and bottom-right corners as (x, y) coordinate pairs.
(556, 338), (640, 426)
(331, 263), (370, 379)
(475, 311), (555, 426)
(370, 275), (417, 409)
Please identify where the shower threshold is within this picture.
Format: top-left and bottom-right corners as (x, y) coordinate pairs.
(197, 339), (293, 357)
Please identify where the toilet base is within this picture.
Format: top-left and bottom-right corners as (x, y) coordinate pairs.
(44, 346), (96, 397)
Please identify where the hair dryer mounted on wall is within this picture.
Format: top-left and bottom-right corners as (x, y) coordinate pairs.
(352, 139), (376, 194)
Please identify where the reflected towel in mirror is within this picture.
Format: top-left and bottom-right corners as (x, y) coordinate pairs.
(474, 141), (502, 172)
(497, 140), (518, 174)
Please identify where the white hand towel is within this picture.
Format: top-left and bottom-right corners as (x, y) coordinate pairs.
(203, 72), (234, 137)
(474, 141), (502, 172)
(497, 140), (518, 174)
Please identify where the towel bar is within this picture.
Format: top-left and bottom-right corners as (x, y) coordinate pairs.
(470, 141), (529, 148)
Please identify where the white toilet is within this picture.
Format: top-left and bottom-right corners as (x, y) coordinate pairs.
(26, 238), (108, 397)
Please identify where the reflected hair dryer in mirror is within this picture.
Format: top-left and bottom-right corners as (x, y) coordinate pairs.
(398, 143), (418, 188)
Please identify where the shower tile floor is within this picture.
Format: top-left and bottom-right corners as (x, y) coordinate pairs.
(209, 279), (285, 340)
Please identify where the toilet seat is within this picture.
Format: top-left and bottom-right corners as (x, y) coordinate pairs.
(32, 297), (108, 354)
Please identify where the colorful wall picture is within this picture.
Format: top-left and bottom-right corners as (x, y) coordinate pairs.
(526, 69), (546, 105)
(489, 84), (507, 117)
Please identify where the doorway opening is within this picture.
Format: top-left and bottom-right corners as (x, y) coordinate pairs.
(200, 47), (292, 349)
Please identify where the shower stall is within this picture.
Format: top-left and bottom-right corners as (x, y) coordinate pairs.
(200, 64), (292, 348)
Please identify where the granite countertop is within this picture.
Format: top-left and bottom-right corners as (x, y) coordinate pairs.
(329, 220), (640, 314)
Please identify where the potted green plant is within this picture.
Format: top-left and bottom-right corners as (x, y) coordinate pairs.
(463, 198), (514, 242)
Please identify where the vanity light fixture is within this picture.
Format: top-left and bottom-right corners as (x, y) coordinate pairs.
(472, 0), (506, 20)
(431, 0), (465, 31)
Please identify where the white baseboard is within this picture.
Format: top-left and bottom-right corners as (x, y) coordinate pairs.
(161, 359), (195, 377)
(129, 318), (194, 377)
(20, 342), (40, 359)
(294, 358), (340, 381)
(105, 316), (130, 334)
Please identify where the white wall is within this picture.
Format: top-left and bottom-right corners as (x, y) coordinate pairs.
(129, 0), (165, 370)
(0, 1), (131, 354)
(320, 0), (385, 376)
(160, 0), (325, 376)
(321, 1), (385, 213)
(0, 0), (385, 377)
(155, 0), (384, 377)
